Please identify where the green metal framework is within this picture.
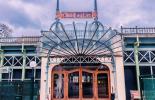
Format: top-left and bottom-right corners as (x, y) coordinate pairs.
(0, 36), (41, 100)
(122, 27), (155, 100)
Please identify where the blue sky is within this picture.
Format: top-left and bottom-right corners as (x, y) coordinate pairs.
(0, 0), (155, 36)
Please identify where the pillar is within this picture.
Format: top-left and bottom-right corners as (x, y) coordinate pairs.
(0, 49), (4, 81)
(115, 56), (126, 100)
(22, 45), (26, 81)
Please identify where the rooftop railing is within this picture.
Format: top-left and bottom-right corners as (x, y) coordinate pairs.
(0, 36), (41, 45)
(121, 26), (155, 34)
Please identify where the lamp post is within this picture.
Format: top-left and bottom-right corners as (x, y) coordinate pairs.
(30, 61), (37, 100)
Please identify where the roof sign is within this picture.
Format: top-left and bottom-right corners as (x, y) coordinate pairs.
(56, 12), (97, 19)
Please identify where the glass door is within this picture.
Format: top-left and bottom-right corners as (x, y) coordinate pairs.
(82, 71), (93, 98)
(52, 65), (111, 100)
(68, 71), (79, 98)
(53, 73), (64, 99)
(97, 73), (109, 98)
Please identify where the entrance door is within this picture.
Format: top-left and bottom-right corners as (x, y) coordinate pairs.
(82, 71), (93, 99)
(68, 69), (80, 99)
(51, 66), (110, 100)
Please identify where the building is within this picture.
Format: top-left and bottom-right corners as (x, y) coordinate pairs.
(0, 36), (41, 100)
(122, 27), (155, 100)
(0, 27), (155, 100)
(0, 0), (155, 100)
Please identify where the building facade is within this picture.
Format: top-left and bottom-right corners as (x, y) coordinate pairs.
(0, 37), (41, 100)
(0, 27), (155, 100)
(122, 27), (155, 100)
(0, 0), (155, 100)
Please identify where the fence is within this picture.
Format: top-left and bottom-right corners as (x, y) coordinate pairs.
(0, 36), (40, 45)
(121, 27), (155, 34)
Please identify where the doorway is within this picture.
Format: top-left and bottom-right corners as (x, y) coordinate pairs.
(51, 65), (111, 100)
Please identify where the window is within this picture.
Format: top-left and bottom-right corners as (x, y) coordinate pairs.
(25, 69), (33, 79)
(13, 69), (22, 79)
(152, 66), (155, 74)
(35, 69), (41, 78)
(140, 66), (151, 75)
(2, 73), (9, 79)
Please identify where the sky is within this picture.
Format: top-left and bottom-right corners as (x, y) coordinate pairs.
(0, 0), (155, 36)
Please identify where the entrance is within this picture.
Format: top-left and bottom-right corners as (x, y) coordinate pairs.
(51, 65), (111, 100)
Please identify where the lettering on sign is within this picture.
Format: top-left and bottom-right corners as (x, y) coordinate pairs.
(56, 12), (97, 19)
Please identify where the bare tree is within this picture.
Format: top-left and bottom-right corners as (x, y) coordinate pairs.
(0, 23), (12, 38)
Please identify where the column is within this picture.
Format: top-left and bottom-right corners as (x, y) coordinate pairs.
(0, 49), (4, 81)
(22, 45), (26, 81)
(115, 56), (126, 100)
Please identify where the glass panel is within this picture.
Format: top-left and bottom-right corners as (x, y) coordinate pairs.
(2, 73), (9, 79)
(68, 71), (79, 98)
(25, 69), (34, 79)
(140, 66), (151, 75)
(152, 66), (155, 74)
(53, 74), (64, 99)
(13, 69), (22, 79)
(97, 73), (108, 98)
(35, 69), (41, 78)
(82, 71), (93, 98)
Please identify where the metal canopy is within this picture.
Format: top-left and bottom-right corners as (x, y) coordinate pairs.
(41, 20), (122, 64)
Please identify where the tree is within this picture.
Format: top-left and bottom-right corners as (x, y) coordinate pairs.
(0, 23), (12, 38)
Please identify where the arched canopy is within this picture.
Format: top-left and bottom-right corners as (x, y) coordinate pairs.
(41, 20), (122, 64)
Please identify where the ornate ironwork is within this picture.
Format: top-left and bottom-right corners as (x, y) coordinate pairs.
(124, 50), (155, 64)
(41, 1), (123, 99)
(2, 55), (41, 67)
(49, 55), (112, 64)
(41, 21), (122, 64)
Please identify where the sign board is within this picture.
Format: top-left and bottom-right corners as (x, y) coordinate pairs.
(130, 90), (141, 99)
(0, 67), (11, 73)
(56, 11), (97, 19)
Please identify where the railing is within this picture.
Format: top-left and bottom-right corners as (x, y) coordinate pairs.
(0, 36), (41, 45)
(121, 26), (155, 34)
